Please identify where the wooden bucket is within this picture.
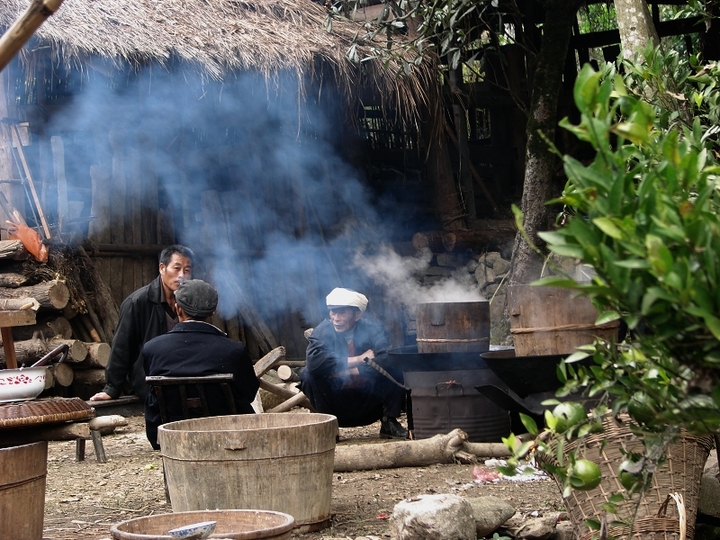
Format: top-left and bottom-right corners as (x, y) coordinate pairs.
(158, 413), (337, 533)
(415, 301), (490, 353)
(0, 441), (47, 540)
(508, 285), (620, 357)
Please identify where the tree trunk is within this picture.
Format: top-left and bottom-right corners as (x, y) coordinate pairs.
(334, 429), (469, 472)
(614, 0), (660, 59)
(508, 0), (584, 287)
(72, 367), (106, 386)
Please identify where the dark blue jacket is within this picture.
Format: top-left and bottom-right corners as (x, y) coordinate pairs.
(142, 321), (259, 448)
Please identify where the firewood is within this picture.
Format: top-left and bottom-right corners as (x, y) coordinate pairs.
(0, 337), (86, 367)
(0, 297), (39, 311)
(80, 313), (103, 343)
(0, 279), (69, 309)
(0, 272), (28, 287)
(257, 378), (299, 401)
(12, 315), (73, 341)
(76, 246), (120, 341)
(0, 239), (28, 260)
(412, 221), (516, 253)
(267, 390), (313, 413)
(71, 367), (106, 386)
(48, 338), (88, 363)
(0, 422), (89, 446)
(253, 346), (286, 378)
(277, 364), (299, 382)
(333, 429), (470, 472)
(49, 362), (74, 387)
(88, 414), (128, 435)
(76, 342), (110, 368)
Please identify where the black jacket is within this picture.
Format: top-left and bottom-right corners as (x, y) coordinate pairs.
(301, 318), (405, 426)
(142, 321), (259, 448)
(103, 276), (170, 399)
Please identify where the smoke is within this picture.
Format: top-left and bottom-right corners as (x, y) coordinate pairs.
(353, 245), (485, 312)
(38, 61), (486, 346)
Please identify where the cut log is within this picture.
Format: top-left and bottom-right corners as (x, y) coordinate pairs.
(88, 414), (128, 435)
(12, 315), (72, 341)
(333, 429), (470, 472)
(0, 272), (28, 287)
(257, 378), (299, 401)
(253, 346), (286, 378)
(71, 367), (106, 386)
(0, 422), (89, 446)
(50, 362), (74, 387)
(0, 279), (69, 309)
(412, 222), (516, 253)
(77, 342), (110, 368)
(267, 390), (313, 413)
(0, 337), (86, 367)
(48, 338), (88, 363)
(277, 365), (299, 382)
(77, 246), (120, 342)
(0, 297), (39, 311)
(0, 239), (28, 260)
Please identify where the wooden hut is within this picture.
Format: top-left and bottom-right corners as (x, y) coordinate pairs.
(0, 0), (442, 401)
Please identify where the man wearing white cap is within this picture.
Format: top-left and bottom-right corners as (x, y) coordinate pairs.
(300, 287), (408, 439)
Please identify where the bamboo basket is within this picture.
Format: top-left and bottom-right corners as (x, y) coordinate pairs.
(537, 415), (714, 540)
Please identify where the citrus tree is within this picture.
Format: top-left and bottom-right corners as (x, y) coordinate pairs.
(502, 49), (720, 501)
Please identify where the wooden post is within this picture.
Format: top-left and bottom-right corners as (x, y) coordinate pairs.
(0, 0), (65, 72)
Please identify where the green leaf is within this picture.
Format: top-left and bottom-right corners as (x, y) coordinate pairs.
(519, 413), (539, 435)
(593, 217), (624, 239)
(615, 259), (651, 269)
(574, 64), (602, 113)
(565, 351), (590, 363)
(596, 310), (621, 324)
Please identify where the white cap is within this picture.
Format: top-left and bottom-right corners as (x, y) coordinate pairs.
(326, 288), (368, 313)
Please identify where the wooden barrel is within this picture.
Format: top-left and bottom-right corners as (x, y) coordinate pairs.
(158, 413), (338, 533)
(508, 285), (620, 357)
(0, 441), (47, 540)
(415, 301), (490, 353)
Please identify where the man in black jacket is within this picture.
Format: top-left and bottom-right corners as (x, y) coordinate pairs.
(89, 244), (195, 402)
(300, 287), (407, 439)
(141, 279), (259, 449)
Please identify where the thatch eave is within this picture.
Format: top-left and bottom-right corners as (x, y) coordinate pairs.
(1, 0), (438, 127)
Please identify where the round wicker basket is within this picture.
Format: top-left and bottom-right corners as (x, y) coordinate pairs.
(537, 414), (714, 540)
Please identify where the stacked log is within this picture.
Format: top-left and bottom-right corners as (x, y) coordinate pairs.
(0, 240), (114, 397)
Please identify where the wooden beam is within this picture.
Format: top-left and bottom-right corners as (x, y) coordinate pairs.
(0, 0), (65, 73)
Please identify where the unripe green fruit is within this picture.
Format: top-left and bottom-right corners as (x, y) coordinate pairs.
(570, 459), (602, 491)
(551, 402), (586, 433)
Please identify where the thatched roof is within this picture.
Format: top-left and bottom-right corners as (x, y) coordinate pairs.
(1, 0), (437, 124)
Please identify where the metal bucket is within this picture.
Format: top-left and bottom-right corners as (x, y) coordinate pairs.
(158, 413), (337, 533)
(0, 441), (47, 540)
(416, 301), (490, 354)
(402, 368), (511, 442)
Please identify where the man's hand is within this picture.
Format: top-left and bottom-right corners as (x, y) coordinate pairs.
(89, 391), (112, 401)
(348, 349), (374, 369)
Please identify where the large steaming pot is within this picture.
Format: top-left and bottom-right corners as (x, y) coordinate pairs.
(415, 300), (490, 354)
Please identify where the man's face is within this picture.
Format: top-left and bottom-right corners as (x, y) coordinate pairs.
(159, 253), (193, 294)
(329, 307), (362, 334)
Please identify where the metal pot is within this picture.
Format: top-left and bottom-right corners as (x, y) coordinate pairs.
(0, 344), (69, 403)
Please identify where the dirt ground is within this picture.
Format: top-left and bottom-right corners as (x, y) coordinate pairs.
(42, 415), (564, 540)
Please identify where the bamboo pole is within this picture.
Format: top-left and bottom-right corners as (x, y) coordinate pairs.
(0, 0), (65, 73)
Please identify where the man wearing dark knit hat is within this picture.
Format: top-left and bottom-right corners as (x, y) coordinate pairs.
(140, 279), (259, 449)
(300, 287), (408, 439)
